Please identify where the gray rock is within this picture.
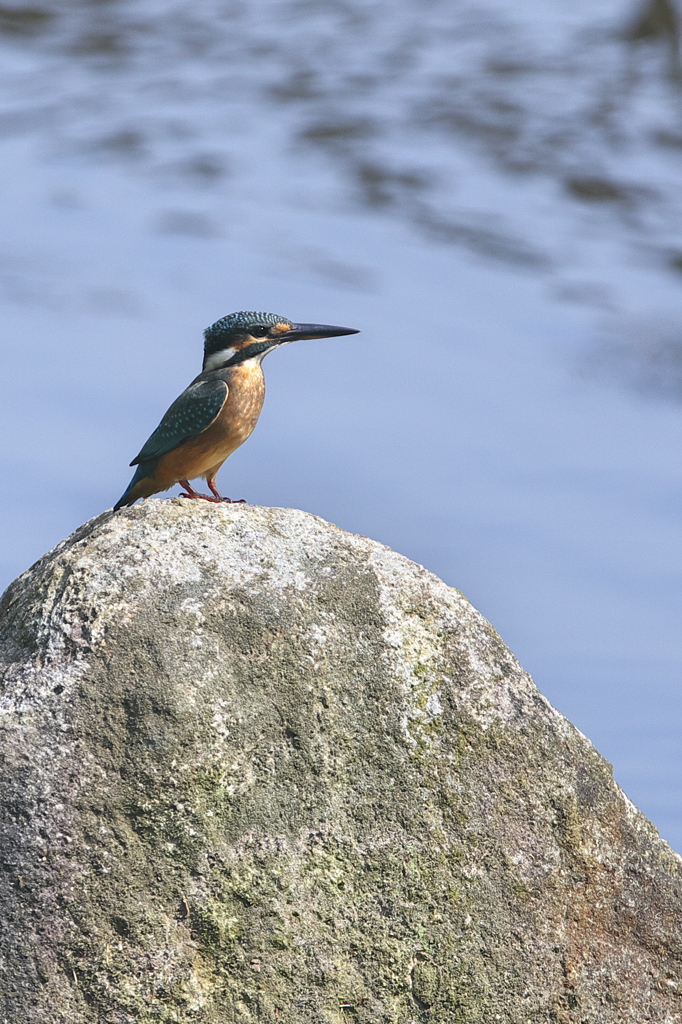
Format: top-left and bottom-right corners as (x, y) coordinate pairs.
(0, 499), (680, 1023)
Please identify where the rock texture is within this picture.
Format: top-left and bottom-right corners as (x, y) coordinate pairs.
(0, 500), (680, 1024)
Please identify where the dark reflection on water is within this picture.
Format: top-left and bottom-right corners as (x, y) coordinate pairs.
(2, 0), (682, 286)
(0, 6), (55, 38)
(565, 177), (637, 203)
(626, 0), (680, 71)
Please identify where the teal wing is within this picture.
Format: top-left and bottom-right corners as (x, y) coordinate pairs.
(130, 377), (228, 466)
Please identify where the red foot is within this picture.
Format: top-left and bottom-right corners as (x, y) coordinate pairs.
(207, 478), (246, 504)
(179, 480), (246, 504)
(179, 492), (225, 503)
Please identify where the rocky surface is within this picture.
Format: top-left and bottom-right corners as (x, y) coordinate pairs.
(0, 498), (680, 1023)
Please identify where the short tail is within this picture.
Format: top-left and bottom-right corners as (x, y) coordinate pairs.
(113, 490), (135, 511)
(113, 463), (157, 510)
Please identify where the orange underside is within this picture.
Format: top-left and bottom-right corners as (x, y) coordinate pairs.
(128, 366), (265, 501)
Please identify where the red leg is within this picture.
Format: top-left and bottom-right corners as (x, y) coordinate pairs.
(178, 479), (222, 503)
(207, 477), (246, 504)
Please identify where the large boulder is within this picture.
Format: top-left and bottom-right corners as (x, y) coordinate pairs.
(0, 499), (680, 1023)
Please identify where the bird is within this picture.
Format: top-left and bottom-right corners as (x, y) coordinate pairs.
(114, 310), (359, 510)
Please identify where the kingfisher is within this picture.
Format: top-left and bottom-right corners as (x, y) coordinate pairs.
(114, 311), (359, 510)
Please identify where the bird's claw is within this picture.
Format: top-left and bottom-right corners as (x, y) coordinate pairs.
(179, 492), (246, 504)
(180, 491), (219, 502)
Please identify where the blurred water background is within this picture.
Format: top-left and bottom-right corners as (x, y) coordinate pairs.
(1, 0), (681, 846)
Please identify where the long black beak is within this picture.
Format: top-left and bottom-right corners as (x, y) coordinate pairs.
(279, 322), (360, 342)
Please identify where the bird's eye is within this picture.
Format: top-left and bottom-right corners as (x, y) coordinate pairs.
(252, 326), (270, 337)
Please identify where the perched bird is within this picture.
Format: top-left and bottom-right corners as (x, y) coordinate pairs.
(114, 311), (359, 510)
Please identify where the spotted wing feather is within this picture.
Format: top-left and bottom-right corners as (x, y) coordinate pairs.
(130, 378), (228, 466)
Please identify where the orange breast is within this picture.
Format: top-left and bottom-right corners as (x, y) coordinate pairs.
(155, 362), (266, 486)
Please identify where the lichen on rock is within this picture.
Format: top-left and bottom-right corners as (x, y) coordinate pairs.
(0, 499), (680, 1022)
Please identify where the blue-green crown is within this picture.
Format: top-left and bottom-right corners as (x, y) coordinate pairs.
(204, 310), (292, 355)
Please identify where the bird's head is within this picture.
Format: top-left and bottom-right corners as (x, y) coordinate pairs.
(203, 311), (359, 371)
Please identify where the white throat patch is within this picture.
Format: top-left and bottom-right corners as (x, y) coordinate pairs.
(203, 347), (236, 371)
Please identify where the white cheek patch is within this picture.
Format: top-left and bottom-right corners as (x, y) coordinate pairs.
(203, 347), (237, 371)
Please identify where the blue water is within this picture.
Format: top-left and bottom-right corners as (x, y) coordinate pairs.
(1, 0), (681, 848)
